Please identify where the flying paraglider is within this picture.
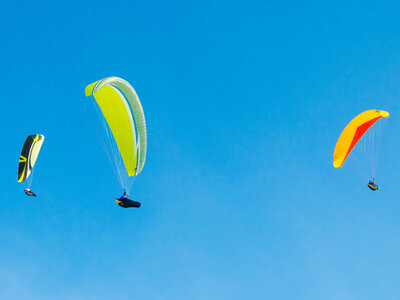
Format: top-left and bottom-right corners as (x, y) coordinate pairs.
(24, 188), (37, 197)
(333, 110), (389, 191)
(85, 77), (147, 208)
(115, 192), (141, 208)
(368, 179), (379, 191)
(18, 134), (45, 197)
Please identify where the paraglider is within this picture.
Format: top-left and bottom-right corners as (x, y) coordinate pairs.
(24, 188), (37, 197)
(115, 192), (141, 208)
(18, 134), (45, 197)
(333, 110), (389, 191)
(85, 77), (147, 208)
(368, 179), (379, 191)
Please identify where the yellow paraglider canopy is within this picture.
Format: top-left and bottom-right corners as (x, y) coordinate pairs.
(333, 110), (389, 168)
(85, 77), (147, 177)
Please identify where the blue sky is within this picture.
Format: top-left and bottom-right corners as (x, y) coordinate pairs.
(1, 0), (400, 299)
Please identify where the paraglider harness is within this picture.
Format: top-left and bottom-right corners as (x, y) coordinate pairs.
(24, 188), (37, 197)
(368, 179), (379, 191)
(115, 191), (141, 208)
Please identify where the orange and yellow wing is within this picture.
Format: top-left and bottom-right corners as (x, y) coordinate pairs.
(333, 110), (389, 168)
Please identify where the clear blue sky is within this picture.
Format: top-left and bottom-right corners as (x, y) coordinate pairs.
(1, 0), (400, 299)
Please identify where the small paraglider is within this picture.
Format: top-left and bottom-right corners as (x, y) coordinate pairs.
(85, 77), (147, 208)
(18, 134), (45, 197)
(368, 179), (379, 191)
(24, 188), (37, 197)
(115, 191), (141, 208)
(333, 110), (389, 191)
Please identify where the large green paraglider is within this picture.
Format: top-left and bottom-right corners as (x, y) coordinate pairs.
(18, 134), (45, 197)
(85, 77), (147, 208)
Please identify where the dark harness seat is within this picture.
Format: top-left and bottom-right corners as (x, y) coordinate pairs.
(115, 198), (141, 208)
(24, 189), (37, 197)
(368, 182), (379, 191)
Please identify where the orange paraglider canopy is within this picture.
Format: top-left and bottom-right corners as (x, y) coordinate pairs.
(333, 110), (389, 168)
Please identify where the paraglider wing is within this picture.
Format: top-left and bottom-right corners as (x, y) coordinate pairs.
(18, 134), (45, 182)
(85, 77), (147, 177)
(333, 110), (389, 168)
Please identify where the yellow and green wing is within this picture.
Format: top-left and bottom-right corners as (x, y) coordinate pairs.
(85, 77), (147, 176)
(18, 134), (45, 182)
